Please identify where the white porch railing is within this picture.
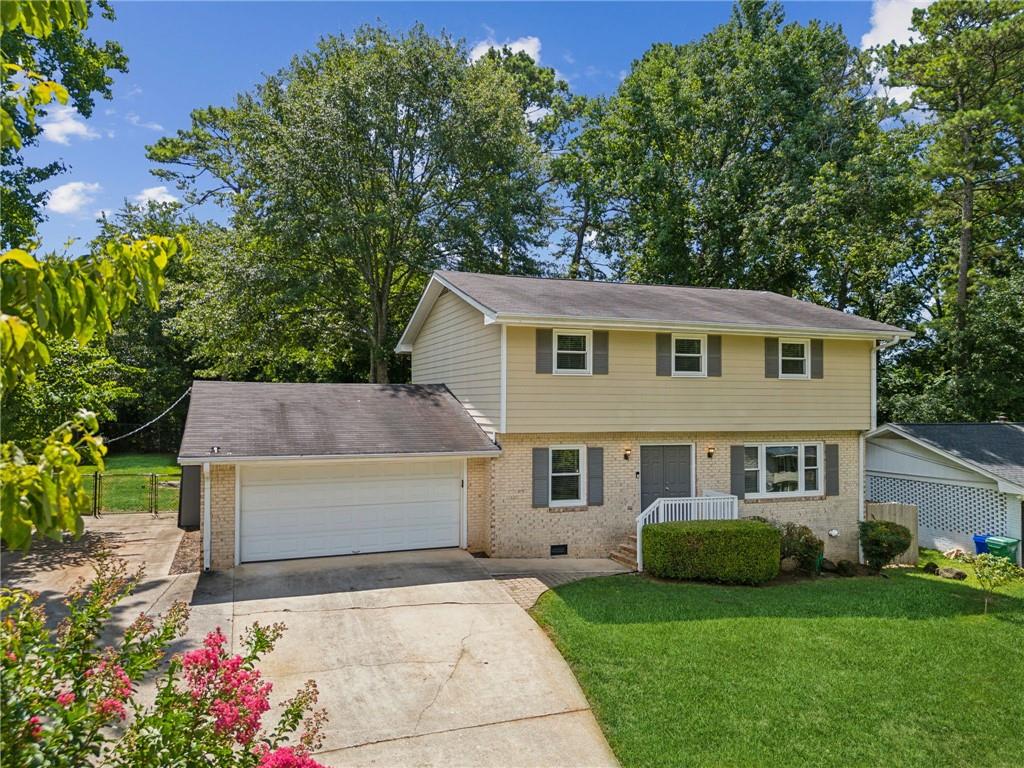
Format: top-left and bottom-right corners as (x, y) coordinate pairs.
(635, 491), (739, 572)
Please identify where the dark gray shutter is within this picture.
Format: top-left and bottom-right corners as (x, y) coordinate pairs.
(532, 447), (549, 507)
(656, 333), (671, 376)
(824, 443), (840, 496)
(707, 335), (722, 377)
(535, 329), (552, 374)
(810, 339), (824, 379)
(593, 331), (609, 375)
(764, 338), (779, 378)
(730, 445), (746, 499)
(587, 447), (604, 506)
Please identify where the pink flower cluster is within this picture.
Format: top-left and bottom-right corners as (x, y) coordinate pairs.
(257, 746), (327, 768)
(181, 628), (273, 745)
(84, 659), (132, 720)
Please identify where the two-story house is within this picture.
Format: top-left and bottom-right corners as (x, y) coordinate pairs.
(178, 271), (910, 571)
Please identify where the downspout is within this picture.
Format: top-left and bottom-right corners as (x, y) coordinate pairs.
(203, 462), (211, 571)
(862, 335), (901, 563)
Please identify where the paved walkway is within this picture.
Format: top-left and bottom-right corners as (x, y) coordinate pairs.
(478, 558), (630, 609)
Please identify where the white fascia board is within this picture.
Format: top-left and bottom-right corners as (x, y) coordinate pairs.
(494, 314), (911, 341)
(179, 449), (502, 466)
(395, 273), (498, 353)
(867, 423), (1024, 495)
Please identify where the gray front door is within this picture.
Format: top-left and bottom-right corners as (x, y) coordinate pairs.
(640, 445), (693, 511)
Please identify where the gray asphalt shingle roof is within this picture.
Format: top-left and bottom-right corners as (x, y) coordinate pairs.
(178, 381), (500, 461)
(436, 270), (910, 336)
(889, 422), (1024, 490)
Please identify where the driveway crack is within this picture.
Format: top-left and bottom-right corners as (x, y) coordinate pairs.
(412, 622), (475, 732)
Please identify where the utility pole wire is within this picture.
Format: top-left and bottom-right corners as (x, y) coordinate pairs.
(103, 387), (192, 444)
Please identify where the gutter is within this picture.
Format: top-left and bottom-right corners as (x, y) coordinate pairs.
(202, 462), (211, 572)
(862, 334), (903, 564)
(178, 448), (502, 466)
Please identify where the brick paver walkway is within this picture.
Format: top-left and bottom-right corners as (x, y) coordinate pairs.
(493, 571), (626, 609)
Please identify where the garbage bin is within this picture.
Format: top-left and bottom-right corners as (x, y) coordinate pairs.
(973, 534), (992, 554)
(985, 536), (1020, 563)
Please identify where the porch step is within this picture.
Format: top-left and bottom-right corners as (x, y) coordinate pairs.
(609, 533), (638, 570)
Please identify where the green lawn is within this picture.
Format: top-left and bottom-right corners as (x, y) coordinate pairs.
(80, 453), (180, 513)
(531, 551), (1024, 768)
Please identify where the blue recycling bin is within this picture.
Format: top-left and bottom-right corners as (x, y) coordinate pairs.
(973, 534), (992, 554)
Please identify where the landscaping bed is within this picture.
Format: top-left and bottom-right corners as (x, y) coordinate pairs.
(532, 550), (1024, 768)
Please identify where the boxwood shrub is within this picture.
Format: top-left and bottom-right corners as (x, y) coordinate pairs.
(642, 520), (781, 585)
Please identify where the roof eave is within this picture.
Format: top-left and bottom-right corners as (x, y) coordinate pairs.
(493, 313), (913, 341)
(178, 447), (502, 466)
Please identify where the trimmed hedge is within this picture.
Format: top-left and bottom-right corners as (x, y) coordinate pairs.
(642, 520), (781, 585)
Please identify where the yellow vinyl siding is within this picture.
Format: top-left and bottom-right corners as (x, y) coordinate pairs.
(505, 328), (872, 432)
(411, 291), (500, 432)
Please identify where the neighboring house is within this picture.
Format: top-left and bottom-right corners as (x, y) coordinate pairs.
(867, 422), (1024, 564)
(179, 271), (910, 570)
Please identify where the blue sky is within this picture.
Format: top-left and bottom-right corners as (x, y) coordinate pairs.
(30, 0), (926, 249)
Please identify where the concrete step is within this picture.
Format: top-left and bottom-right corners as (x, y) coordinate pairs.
(616, 543), (637, 556)
(609, 550), (637, 569)
(626, 533), (637, 543)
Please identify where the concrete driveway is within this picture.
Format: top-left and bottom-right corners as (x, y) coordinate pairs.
(195, 550), (618, 767)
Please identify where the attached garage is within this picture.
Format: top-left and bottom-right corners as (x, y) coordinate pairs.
(177, 381), (500, 569)
(238, 458), (463, 562)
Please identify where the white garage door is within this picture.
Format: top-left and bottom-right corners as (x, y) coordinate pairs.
(239, 458), (463, 562)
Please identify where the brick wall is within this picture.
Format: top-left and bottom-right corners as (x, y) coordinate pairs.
(198, 463), (236, 570)
(489, 431), (862, 561)
(466, 457), (493, 553)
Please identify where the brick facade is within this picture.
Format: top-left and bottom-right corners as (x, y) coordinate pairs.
(198, 463), (236, 571)
(466, 457), (492, 553)
(482, 431), (862, 561)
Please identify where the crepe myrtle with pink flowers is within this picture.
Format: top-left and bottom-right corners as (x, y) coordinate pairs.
(0, 557), (328, 767)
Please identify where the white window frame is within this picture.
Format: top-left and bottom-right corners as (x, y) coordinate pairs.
(553, 329), (592, 375)
(779, 337), (810, 379)
(744, 442), (824, 499)
(549, 445), (587, 507)
(671, 333), (707, 377)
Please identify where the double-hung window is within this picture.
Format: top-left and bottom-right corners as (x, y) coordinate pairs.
(744, 443), (822, 497)
(672, 334), (706, 376)
(553, 330), (591, 375)
(779, 338), (809, 379)
(550, 446), (586, 506)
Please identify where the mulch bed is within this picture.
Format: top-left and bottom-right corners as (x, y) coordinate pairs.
(169, 528), (201, 575)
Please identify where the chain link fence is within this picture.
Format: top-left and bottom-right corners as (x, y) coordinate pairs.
(82, 472), (181, 516)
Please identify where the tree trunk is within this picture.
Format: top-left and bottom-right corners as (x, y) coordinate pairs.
(369, 289), (390, 384)
(568, 198), (590, 279)
(957, 176), (973, 327)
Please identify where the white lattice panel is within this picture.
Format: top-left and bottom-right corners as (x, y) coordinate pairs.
(867, 474), (1007, 537)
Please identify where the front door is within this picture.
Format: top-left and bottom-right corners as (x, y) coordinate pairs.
(640, 445), (693, 511)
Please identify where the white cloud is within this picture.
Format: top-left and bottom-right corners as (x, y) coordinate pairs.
(40, 106), (100, 145)
(469, 34), (542, 64)
(861, 0), (935, 103)
(133, 185), (178, 205)
(48, 181), (101, 214)
(860, 0), (933, 49)
(126, 112), (164, 131)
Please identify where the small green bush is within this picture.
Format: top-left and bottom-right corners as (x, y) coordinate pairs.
(643, 520), (781, 585)
(779, 523), (824, 573)
(859, 520), (912, 572)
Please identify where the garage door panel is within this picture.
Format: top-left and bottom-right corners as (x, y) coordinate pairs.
(239, 459), (462, 562)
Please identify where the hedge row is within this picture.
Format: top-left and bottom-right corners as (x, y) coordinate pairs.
(642, 520), (781, 585)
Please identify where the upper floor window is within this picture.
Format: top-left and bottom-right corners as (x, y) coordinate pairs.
(672, 334), (706, 377)
(554, 330), (591, 375)
(779, 338), (809, 379)
(744, 443), (821, 497)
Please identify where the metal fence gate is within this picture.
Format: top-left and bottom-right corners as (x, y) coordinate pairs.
(83, 472), (182, 516)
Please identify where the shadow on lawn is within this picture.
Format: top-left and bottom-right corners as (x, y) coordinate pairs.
(547, 571), (1024, 625)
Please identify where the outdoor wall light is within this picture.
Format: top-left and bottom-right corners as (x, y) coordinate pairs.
(623, 447), (632, 461)
(706, 445), (715, 459)
(828, 528), (840, 538)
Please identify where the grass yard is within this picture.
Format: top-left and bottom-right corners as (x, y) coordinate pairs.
(80, 453), (180, 513)
(532, 550), (1024, 768)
